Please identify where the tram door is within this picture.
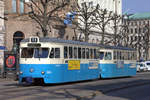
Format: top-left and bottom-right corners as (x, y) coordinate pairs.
(98, 51), (104, 75)
(115, 50), (125, 75)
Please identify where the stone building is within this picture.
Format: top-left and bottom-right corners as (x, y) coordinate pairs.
(4, 0), (31, 51)
(4, 0), (123, 51)
(123, 13), (150, 60)
(0, 0), (5, 69)
(4, 0), (75, 51)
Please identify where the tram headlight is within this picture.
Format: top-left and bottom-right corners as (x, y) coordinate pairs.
(19, 71), (23, 74)
(41, 71), (45, 75)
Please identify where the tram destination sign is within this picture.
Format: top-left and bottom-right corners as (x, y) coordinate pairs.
(27, 43), (41, 47)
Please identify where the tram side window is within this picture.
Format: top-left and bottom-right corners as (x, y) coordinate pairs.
(74, 47), (78, 58)
(113, 51), (117, 60)
(121, 51), (124, 60)
(131, 52), (133, 60)
(127, 52), (130, 60)
(104, 52), (112, 60)
(117, 51), (120, 60)
(124, 52), (127, 60)
(120, 52), (122, 60)
(55, 48), (60, 58)
(132, 52), (136, 60)
(78, 47), (81, 59)
(69, 47), (73, 58)
(90, 49), (93, 59)
(34, 48), (49, 58)
(129, 52), (132, 60)
(21, 48), (34, 58)
(82, 48), (85, 59)
(49, 48), (60, 58)
(94, 49), (97, 59)
(86, 48), (89, 59)
(64, 46), (68, 58)
(99, 52), (104, 60)
(134, 52), (137, 60)
(49, 48), (54, 58)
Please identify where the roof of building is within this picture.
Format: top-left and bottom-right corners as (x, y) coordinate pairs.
(21, 37), (135, 51)
(129, 12), (150, 20)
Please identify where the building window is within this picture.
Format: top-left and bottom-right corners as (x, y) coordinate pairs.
(135, 28), (137, 33)
(139, 28), (141, 33)
(143, 21), (145, 25)
(88, 1), (93, 8)
(147, 20), (149, 25)
(131, 22), (133, 26)
(13, 31), (24, 52)
(130, 28), (133, 33)
(139, 21), (141, 25)
(20, 0), (24, 13)
(12, 0), (25, 13)
(12, 0), (17, 13)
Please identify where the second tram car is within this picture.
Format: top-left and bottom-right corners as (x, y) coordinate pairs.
(19, 37), (137, 84)
(99, 46), (137, 78)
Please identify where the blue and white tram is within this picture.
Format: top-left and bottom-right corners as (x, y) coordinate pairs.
(19, 37), (100, 84)
(98, 46), (137, 78)
(19, 37), (136, 84)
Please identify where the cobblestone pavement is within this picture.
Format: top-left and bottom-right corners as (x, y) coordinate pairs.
(0, 72), (149, 100)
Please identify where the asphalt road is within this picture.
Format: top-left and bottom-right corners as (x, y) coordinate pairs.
(0, 72), (149, 100)
(106, 84), (150, 100)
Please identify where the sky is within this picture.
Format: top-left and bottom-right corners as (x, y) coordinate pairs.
(122, 0), (150, 14)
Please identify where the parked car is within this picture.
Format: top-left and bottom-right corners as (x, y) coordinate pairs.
(136, 62), (148, 72)
(144, 61), (150, 71)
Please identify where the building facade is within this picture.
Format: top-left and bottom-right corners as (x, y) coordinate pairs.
(123, 13), (150, 60)
(78, 0), (122, 15)
(4, 0), (36, 51)
(78, 0), (122, 43)
(4, 0), (75, 51)
(0, 0), (5, 69)
(4, 0), (122, 51)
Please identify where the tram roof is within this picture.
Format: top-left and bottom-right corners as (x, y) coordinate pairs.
(21, 37), (135, 51)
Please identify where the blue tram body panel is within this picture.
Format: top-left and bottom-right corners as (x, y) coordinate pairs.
(19, 64), (100, 84)
(99, 63), (136, 78)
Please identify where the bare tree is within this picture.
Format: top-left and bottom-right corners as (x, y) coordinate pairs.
(118, 16), (134, 47)
(143, 24), (150, 60)
(25, 0), (70, 37)
(94, 7), (112, 45)
(71, 1), (98, 42)
(0, 16), (7, 20)
(110, 13), (122, 46)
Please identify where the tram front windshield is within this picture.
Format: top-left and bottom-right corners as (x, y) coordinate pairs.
(21, 48), (49, 58)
